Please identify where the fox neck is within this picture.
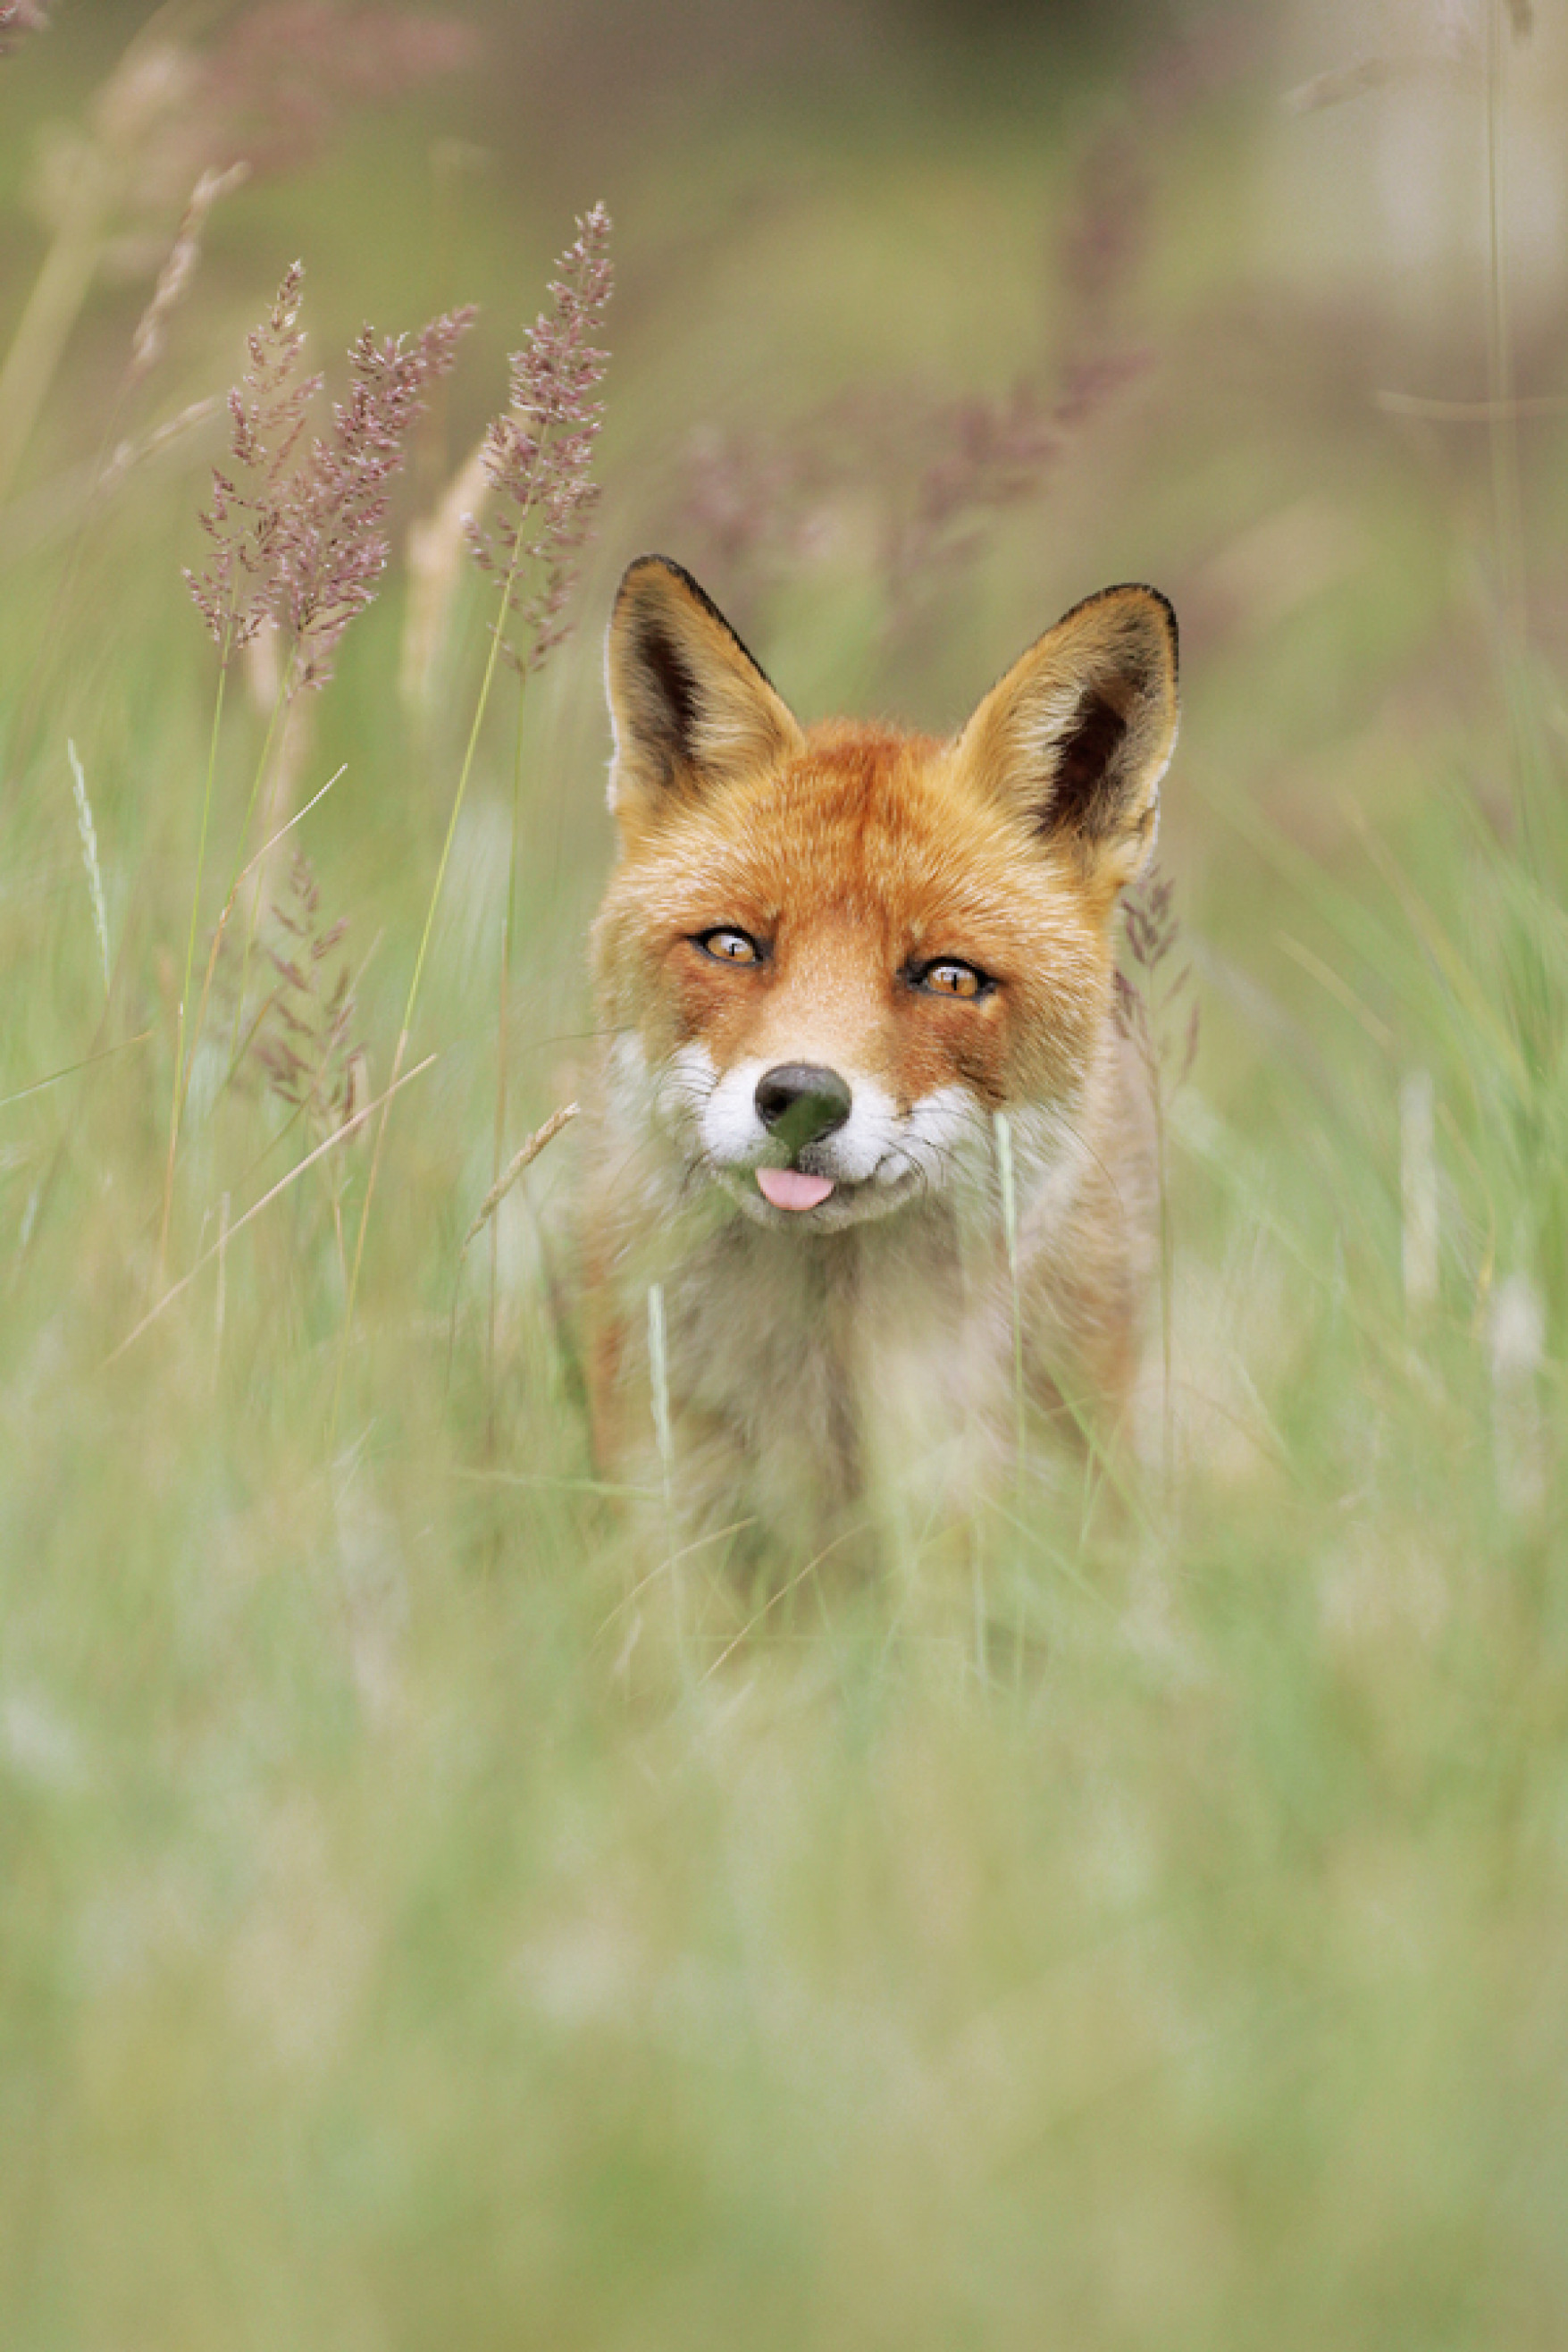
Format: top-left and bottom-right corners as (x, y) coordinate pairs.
(660, 1192), (984, 1540)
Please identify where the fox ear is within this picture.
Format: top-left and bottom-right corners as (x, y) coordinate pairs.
(605, 556), (805, 829)
(953, 584), (1178, 892)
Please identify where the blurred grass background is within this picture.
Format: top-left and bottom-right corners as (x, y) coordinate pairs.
(4, 2), (1568, 2344)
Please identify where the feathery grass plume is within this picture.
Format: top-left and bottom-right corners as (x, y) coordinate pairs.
(679, 423), (823, 643)
(163, 260), (315, 1266)
(187, 261), (319, 663)
(197, 4), (480, 178)
(884, 382), (1058, 572)
(876, 376), (1107, 641)
(333, 205), (611, 1434)
(1114, 864), (1199, 1486)
(870, 94), (1165, 629)
(464, 202), (611, 1396)
(670, 63), (1231, 663)
(167, 275), (471, 1270)
(273, 305), (476, 691)
(78, 4), (474, 221)
(466, 200), (613, 675)
(221, 294), (473, 1086)
(253, 851), (362, 1145)
(1058, 122), (1153, 342)
(1115, 867), (1199, 1094)
(66, 740), (111, 1003)
(189, 268), (474, 685)
(0, 4), (474, 506)
(675, 357), (1144, 668)
(251, 845), (365, 1281)
(189, 273), (472, 966)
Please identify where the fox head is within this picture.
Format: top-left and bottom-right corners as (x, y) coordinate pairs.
(593, 556), (1178, 1233)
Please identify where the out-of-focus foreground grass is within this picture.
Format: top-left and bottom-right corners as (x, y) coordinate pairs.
(4, 4), (1568, 2345)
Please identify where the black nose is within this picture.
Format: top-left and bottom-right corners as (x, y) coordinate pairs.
(755, 1063), (852, 1150)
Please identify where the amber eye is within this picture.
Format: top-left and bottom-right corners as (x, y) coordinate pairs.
(914, 958), (991, 1000)
(693, 928), (764, 965)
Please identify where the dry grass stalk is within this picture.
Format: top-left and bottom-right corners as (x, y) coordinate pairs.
(459, 1103), (580, 1258)
(1114, 866), (1199, 1485)
(992, 1110), (1027, 1486)
(66, 739), (111, 1003)
(129, 162), (250, 382)
(112, 1052), (438, 1366)
(400, 434), (492, 710)
(1399, 1071), (1439, 1317)
(1489, 1272), (1545, 1515)
(98, 396), (223, 496)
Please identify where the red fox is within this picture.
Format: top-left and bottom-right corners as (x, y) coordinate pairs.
(583, 556), (1179, 1562)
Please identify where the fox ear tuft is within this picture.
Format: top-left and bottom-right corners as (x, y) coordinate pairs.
(954, 584), (1179, 892)
(604, 557), (804, 830)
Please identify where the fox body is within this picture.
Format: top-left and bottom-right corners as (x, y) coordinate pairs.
(583, 557), (1179, 1561)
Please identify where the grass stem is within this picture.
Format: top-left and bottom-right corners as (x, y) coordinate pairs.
(993, 1111), (1027, 1491)
(66, 739), (111, 1002)
(158, 651), (228, 1274)
(487, 674), (530, 1417)
(331, 539), (525, 1437)
(646, 1280), (687, 1674)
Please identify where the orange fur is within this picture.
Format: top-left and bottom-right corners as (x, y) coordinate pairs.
(582, 557), (1178, 1563)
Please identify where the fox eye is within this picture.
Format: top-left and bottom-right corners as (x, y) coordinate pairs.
(910, 957), (992, 1000)
(693, 928), (764, 965)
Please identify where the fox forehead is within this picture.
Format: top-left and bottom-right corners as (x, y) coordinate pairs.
(593, 723), (1111, 1101)
(603, 723), (1094, 944)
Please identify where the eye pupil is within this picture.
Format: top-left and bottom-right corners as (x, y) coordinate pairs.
(923, 960), (983, 998)
(697, 928), (759, 964)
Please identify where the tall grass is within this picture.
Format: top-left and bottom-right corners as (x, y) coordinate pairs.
(3, 5), (1567, 2348)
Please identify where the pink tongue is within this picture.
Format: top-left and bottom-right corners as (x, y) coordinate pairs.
(757, 1167), (835, 1213)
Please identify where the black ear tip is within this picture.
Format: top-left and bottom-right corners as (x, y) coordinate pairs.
(1114, 583), (1179, 676)
(1058, 581), (1178, 676)
(615, 552), (691, 604)
(612, 554), (732, 636)
(1134, 584), (1178, 660)
(608, 553), (781, 695)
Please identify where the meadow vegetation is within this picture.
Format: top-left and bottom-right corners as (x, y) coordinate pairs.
(3, 4), (1567, 2344)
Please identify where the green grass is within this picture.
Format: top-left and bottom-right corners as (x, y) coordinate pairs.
(4, 9), (1568, 2346)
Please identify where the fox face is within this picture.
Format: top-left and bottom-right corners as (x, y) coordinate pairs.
(593, 559), (1178, 1237)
